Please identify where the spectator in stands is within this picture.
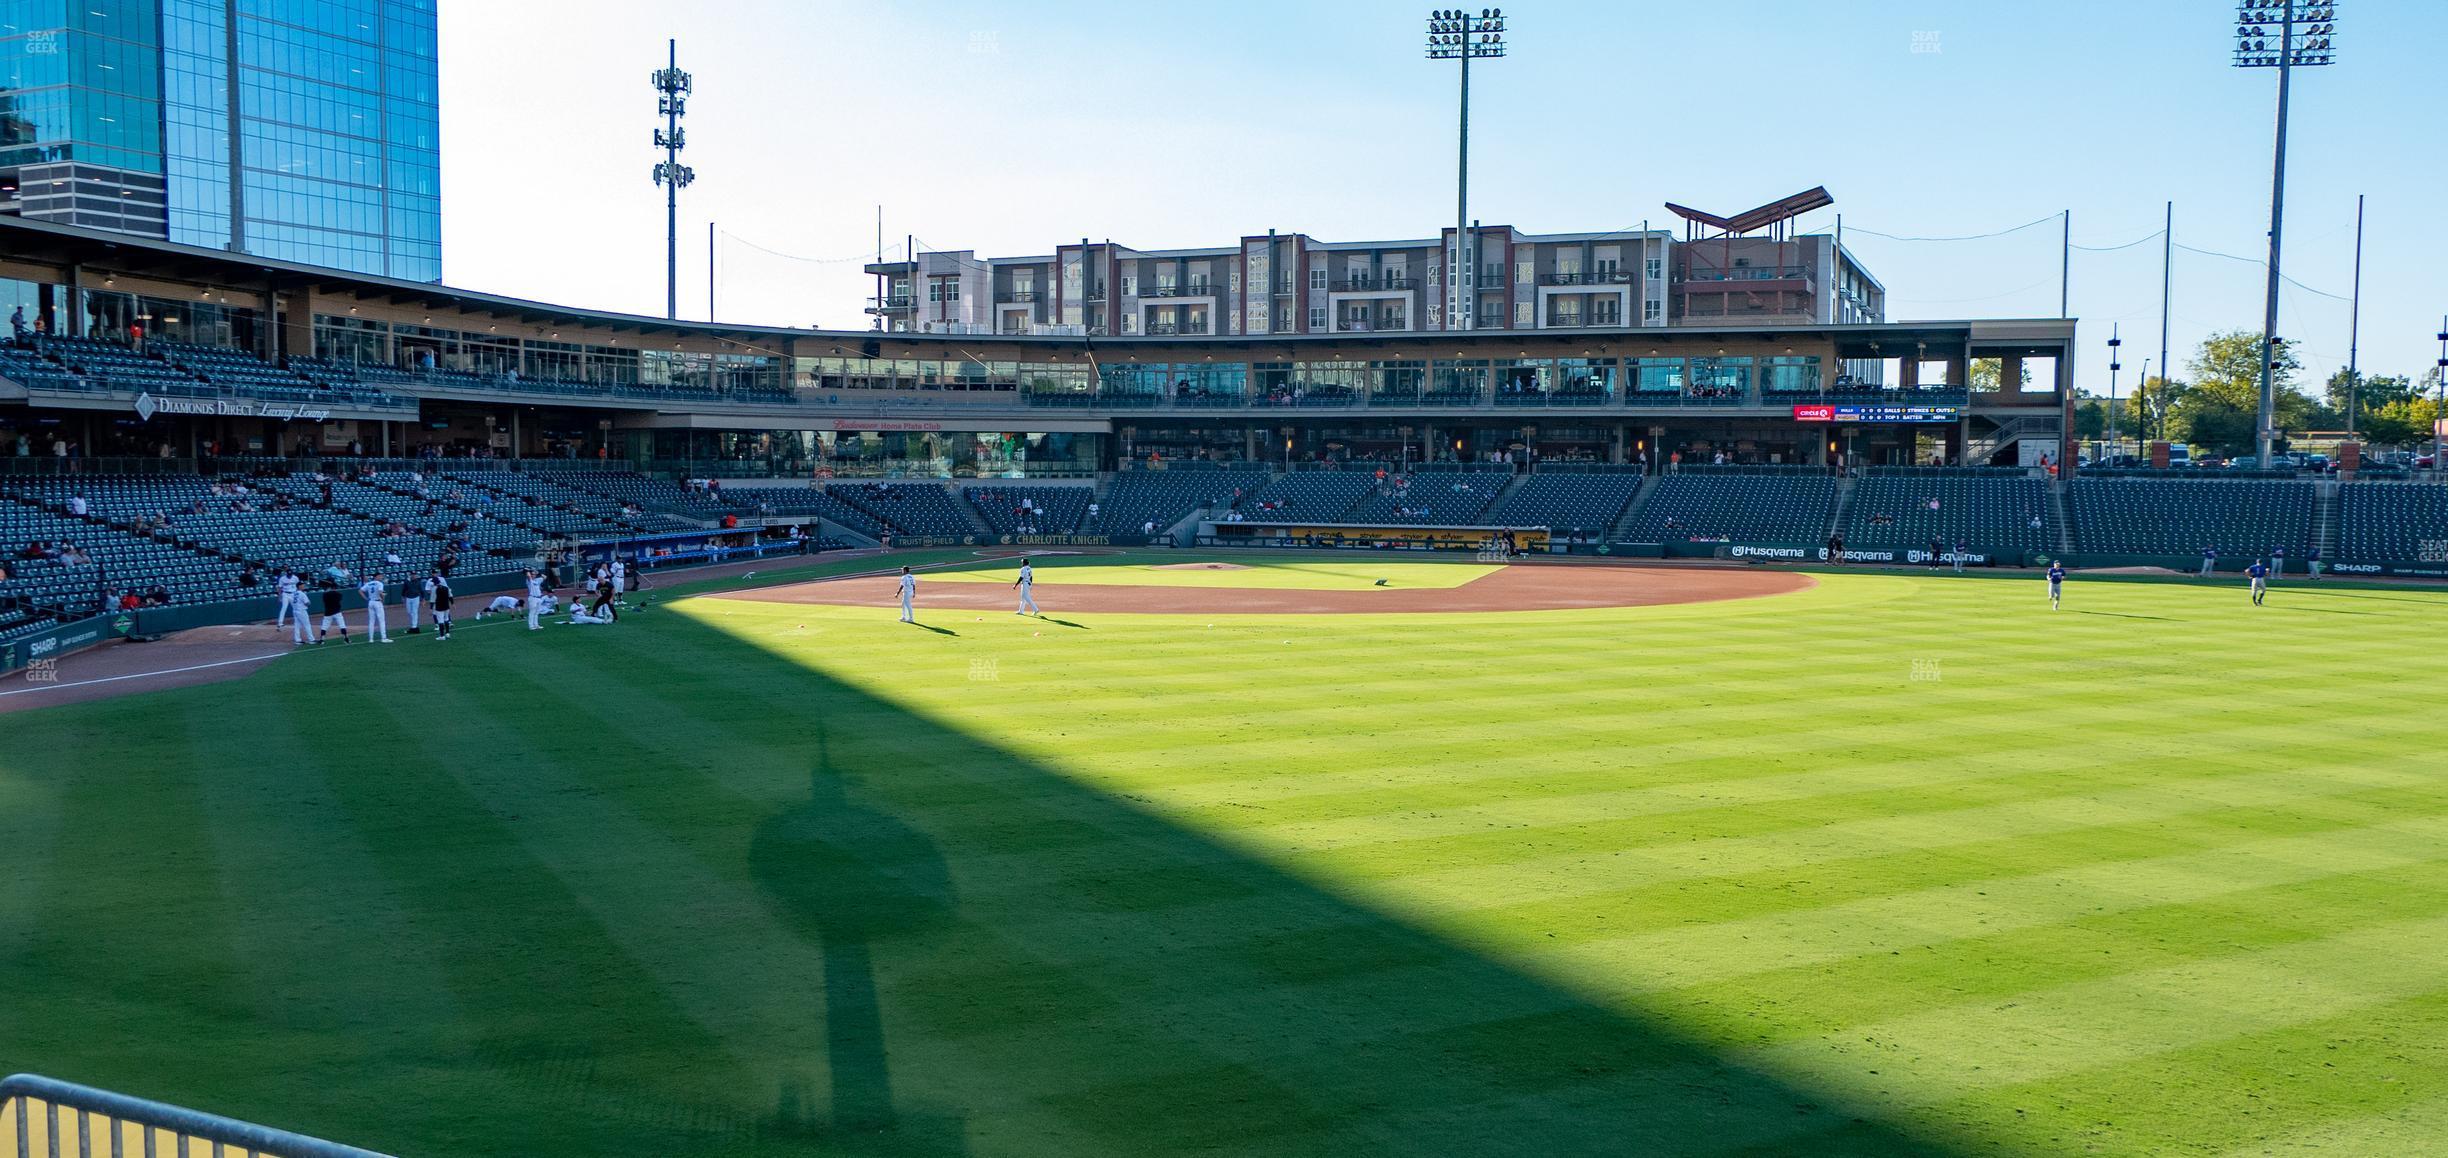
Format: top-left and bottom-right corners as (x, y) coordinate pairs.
(118, 590), (142, 612)
(144, 584), (170, 607)
(2028, 513), (2043, 532)
(66, 493), (87, 516)
(237, 567), (260, 589)
(8, 305), (24, 340)
(59, 543), (90, 566)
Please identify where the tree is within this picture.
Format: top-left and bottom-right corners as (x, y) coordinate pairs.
(2326, 369), (2414, 432)
(2362, 395), (2442, 450)
(2073, 397), (2107, 440)
(2128, 374), (2184, 443)
(2172, 330), (2313, 453)
(1967, 358), (2028, 393)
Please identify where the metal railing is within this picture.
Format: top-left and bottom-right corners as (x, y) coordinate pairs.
(1538, 272), (1632, 286)
(2, 1073), (394, 1158)
(1331, 277), (1414, 292)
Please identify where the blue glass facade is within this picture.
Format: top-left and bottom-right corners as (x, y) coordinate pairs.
(0, 0), (437, 281)
(0, 1), (164, 173)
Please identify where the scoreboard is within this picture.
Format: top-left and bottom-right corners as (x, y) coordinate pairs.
(1792, 404), (1962, 424)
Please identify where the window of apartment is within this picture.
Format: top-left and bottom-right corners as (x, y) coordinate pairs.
(944, 281), (959, 301)
(1643, 299), (1663, 323)
(1594, 257), (1617, 278)
(1514, 301), (1533, 327)
(927, 283), (944, 303)
(1275, 308), (1293, 331)
(1309, 268), (1327, 291)
(1645, 256), (1663, 280)
(1308, 306), (1327, 331)
(1122, 276), (1136, 297)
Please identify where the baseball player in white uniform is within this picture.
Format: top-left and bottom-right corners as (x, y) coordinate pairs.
(358, 574), (392, 642)
(898, 566), (916, 623)
(524, 569), (547, 630)
(609, 558), (627, 596)
(276, 569), (309, 644)
(1013, 557), (1040, 616)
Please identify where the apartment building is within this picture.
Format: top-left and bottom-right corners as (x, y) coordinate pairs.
(865, 224), (1881, 338)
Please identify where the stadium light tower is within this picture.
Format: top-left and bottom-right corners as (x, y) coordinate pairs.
(651, 39), (696, 321)
(2233, 0), (2337, 463)
(1426, 9), (1504, 332)
(2107, 325), (2123, 456)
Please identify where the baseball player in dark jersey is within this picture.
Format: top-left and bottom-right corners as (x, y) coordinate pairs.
(430, 574), (455, 640)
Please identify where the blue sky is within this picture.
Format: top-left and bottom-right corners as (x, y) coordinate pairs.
(438, 1), (2444, 393)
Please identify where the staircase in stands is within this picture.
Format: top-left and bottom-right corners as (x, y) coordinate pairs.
(2049, 480), (2076, 553)
(1609, 475), (1660, 540)
(2311, 480), (2340, 560)
(1827, 475), (1857, 542)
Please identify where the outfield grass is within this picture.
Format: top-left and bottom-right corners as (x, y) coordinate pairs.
(922, 554), (1498, 590)
(5, 556), (2447, 1156)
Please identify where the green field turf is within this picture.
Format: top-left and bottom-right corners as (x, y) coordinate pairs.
(921, 555), (1498, 589)
(6, 554), (2448, 1156)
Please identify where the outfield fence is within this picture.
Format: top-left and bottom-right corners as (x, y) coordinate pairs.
(2, 1074), (391, 1158)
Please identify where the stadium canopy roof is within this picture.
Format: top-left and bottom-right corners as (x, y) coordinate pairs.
(1663, 187), (1834, 236)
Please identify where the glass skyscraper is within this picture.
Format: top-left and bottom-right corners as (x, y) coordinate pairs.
(0, 0), (438, 281)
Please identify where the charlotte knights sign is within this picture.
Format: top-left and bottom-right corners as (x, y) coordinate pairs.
(134, 393), (330, 422)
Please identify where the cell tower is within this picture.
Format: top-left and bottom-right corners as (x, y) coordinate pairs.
(651, 39), (696, 321)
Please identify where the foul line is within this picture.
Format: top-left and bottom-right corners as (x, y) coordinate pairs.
(0, 651), (290, 698)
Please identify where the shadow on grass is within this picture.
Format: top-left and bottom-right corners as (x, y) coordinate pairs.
(703, 615), (1965, 1156)
(902, 622), (959, 637)
(1033, 616), (1090, 630)
(2067, 609), (2172, 621)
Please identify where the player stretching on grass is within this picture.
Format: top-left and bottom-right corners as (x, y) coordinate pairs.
(2047, 561), (2066, 610)
(2247, 558), (2269, 606)
(1013, 557), (1040, 616)
(898, 566), (916, 623)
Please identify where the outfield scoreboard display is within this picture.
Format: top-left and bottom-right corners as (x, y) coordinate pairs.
(1791, 404), (1963, 423)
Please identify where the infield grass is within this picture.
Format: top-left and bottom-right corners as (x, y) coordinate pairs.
(5, 554), (2447, 1156)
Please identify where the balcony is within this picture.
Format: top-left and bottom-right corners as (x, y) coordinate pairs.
(1331, 276), (1414, 292)
(1142, 283), (1216, 298)
(999, 290), (1039, 302)
(1538, 271), (1633, 287)
(1336, 317), (1409, 333)
(1144, 322), (1212, 336)
(864, 295), (914, 311)
(1677, 266), (1814, 298)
